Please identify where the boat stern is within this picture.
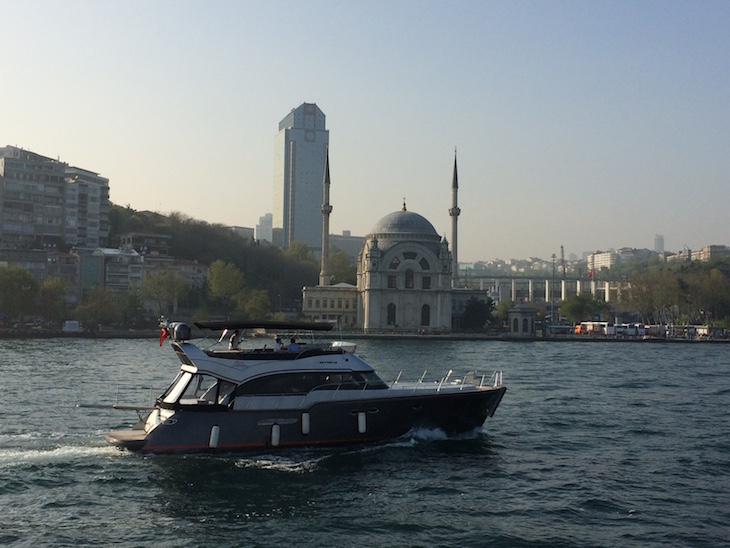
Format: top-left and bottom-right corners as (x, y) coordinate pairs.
(105, 428), (148, 451)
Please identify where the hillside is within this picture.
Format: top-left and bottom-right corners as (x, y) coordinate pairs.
(109, 204), (319, 310)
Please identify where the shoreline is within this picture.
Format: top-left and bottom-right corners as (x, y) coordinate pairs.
(1, 328), (727, 343)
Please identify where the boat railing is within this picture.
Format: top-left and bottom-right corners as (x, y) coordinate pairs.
(388, 369), (504, 391)
(436, 370), (453, 392)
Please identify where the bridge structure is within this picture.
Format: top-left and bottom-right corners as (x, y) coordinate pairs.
(460, 275), (629, 305)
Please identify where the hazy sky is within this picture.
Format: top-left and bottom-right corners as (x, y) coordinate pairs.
(3, 1), (729, 262)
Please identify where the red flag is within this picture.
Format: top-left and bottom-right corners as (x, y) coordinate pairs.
(588, 269), (594, 278)
(159, 327), (169, 346)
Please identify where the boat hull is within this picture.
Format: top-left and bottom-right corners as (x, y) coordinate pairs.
(106, 386), (506, 453)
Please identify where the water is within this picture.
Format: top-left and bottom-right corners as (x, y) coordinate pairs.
(1, 337), (729, 547)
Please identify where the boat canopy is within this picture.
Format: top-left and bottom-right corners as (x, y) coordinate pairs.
(194, 320), (333, 332)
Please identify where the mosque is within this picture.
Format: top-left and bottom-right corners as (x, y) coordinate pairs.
(301, 151), (514, 333)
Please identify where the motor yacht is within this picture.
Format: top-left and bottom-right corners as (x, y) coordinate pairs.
(102, 320), (506, 453)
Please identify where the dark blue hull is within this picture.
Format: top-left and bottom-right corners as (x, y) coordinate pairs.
(106, 387), (506, 453)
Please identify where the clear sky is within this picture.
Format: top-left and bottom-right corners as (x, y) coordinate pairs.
(3, 1), (729, 262)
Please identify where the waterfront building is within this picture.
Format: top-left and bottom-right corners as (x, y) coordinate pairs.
(0, 146), (67, 249)
(0, 146), (110, 251)
(302, 282), (358, 328)
(357, 201), (453, 332)
(65, 166), (110, 249)
(91, 247), (143, 293)
(273, 103), (329, 252)
(0, 248), (48, 282)
(508, 303), (537, 338)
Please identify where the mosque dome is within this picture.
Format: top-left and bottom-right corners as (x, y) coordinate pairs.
(368, 209), (440, 241)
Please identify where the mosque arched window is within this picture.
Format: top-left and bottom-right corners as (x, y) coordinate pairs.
(523, 318), (529, 332)
(419, 258), (430, 270)
(405, 269), (414, 289)
(403, 252), (417, 260)
(421, 304), (430, 326)
(387, 303), (396, 325)
(389, 256), (401, 270)
(512, 318), (519, 332)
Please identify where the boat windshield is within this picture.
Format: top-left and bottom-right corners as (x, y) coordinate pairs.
(161, 372), (192, 404)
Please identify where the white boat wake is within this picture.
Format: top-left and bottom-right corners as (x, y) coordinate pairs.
(0, 444), (121, 468)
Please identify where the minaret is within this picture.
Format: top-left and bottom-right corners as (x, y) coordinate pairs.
(448, 149), (460, 288)
(319, 147), (332, 286)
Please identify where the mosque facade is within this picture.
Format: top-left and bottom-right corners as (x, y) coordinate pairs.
(356, 203), (453, 332)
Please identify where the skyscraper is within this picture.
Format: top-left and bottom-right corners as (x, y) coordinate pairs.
(273, 103), (329, 251)
(654, 234), (665, 253)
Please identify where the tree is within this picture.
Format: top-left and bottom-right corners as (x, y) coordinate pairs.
(76, 285), (117, 328)
(285, 241), (317, 265)
(461, 297), (495, 330)
(493, 300), (512, 329)
(0, 266), (39, 320)
(235, 288), (272, 320)
(116, 285), (145, 328)
(328, 250), (356, 284)
(142, 270), (187, 316)
(560, 294), (609, 324)
(37, 277), (66, 323)
(207, 260), (245, 315)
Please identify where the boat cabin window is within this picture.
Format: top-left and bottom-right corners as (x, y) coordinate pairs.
(179, 374), (236, 405)
(236, 371), (387, 396)
(162, 372), (236, 406)
(359, 372), (388, 389)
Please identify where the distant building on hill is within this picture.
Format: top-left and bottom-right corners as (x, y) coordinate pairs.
(256, 213), (273, 243)
(329, 230), (365, 261)
(230, 226), (254, 241)
(654, 234), (664, 253)
(693, 245), (730, 262)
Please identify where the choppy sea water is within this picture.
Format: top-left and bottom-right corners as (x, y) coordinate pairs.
(1, 337), (728, 547)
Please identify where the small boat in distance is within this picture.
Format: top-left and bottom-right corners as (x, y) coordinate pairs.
(98, 320), (506, 453)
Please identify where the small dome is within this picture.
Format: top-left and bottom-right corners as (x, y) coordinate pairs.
(369, 210), (439, 239)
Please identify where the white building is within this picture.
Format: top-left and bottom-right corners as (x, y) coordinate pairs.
(92, 247), (143, 293)
(357, 204), (453, 332)
(302, 282), (358, 328)
(65, 166), (110, 249)
(273, 103), (329, 252)
(587, 250), (618, 271)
